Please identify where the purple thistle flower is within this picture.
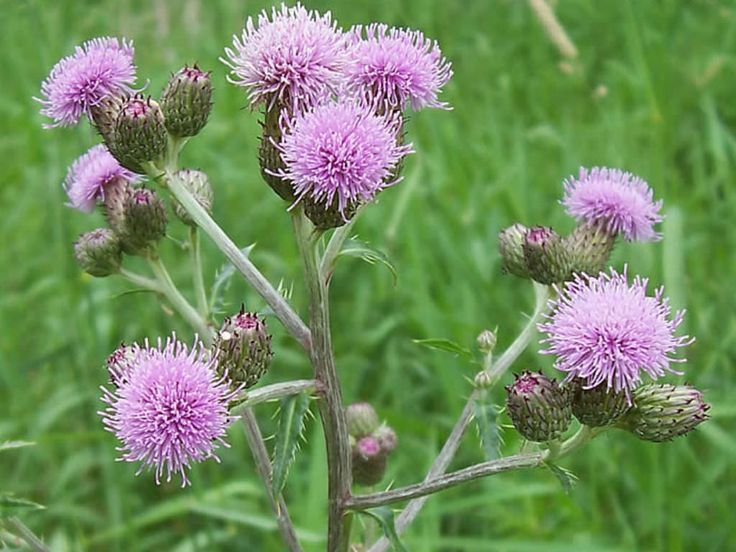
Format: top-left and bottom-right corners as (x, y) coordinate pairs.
(222, 3), (346, 113)
(539, 268), (693, 399)
(64, 144), (139, 212)
(99, 335), (240, 486)
(37, 37), (137, 128)
(274, 100), (413, 215)
(344, 24), (452, 111)
(562, 167), (663, 241)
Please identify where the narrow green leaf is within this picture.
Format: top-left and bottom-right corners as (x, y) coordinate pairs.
(0, 494), (45, 516)
(0, 441), (35, 453)
(544, 462), (578, 494)
(337, 238), (397, 284)
(271, 392), (311, 497)
(472, 400), (501, 460)
(358, 507), (408, 552)
(412, 338), (471, 357)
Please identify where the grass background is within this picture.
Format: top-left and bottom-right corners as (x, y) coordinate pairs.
(1, 0), (735, 550)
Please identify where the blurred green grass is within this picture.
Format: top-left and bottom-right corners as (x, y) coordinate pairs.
(1, 0), (735, 550)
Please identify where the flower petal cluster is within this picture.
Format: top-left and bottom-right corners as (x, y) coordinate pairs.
(64, 144), (139, 212)
(539, 268), (692, 398)
(222, 3), (346, 112)
(100, 336), (240, 486)
(37, 37), (137, 127)
(275, 100), (413, 215)
(562, 167), (663, 241)
(344, 24), (452, 111)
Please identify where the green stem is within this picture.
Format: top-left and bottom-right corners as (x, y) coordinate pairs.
(4, 517), (49, 552)
(189, 226), (209, 320)
(147, 255), (213, 340)
(320, 212), (360, 284)
(292, 209), (352, 552)
(119, 268), (163, 293)
(230, 379), (317, 416)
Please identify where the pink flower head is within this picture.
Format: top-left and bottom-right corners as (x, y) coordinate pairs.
(222, 3), (346, 112)
(562, 167), (663, 241)
(99, 335), (240, 486)
(64, 144), (139, 212)
(275, 100), (413, 215)
(539, 268), (693, 399)
(344, 24), (452, 111)
(37, 37), (137, 128)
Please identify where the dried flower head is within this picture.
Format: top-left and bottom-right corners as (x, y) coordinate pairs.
(344, 24), (452, 111)
(99, 336), (240, 486)
(64, 144), (139, 212)
(222, 3), (346, 112)
(275, 100), (413, 216)
(540, 268), (693, 399)
(562, 167), (663, 241)
(37, 37), (137, 128)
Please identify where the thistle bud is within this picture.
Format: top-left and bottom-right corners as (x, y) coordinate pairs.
(564, 222), (616, 276)
(621, 384), (710, 442)
(259, 104), (295, 202)
(476, 329), (497, 354)
(74, 228), (122, 277)
(346, 403), (380, 439)
(474, 370), (493, 389)
(106, 343), (137, 386)
(160, 65), (213, 138)
(117, 188), (168, 255)
(374, 425), (398, 454)
(351, 436), (387, 486)
(522, 226), (572, 285)
(498, 223), (530, 278)
(213, 308), (273, 389)
(111, 95), (168, 173)
(172, 169), (213, 226)
(569, 378), (629, 427)
(505, 371), (572, 442)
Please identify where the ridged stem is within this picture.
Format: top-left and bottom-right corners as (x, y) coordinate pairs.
(189, 226), (209, 320)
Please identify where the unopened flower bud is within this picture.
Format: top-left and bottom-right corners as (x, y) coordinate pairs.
(476, 329), (497, 354)
(621, 384), (710, 442)
(498, 223), (530, 278)
(505, 371), (571, 442)
(259, 104), (295, 202)
(374, 425), (398, 453)
(523, 226), (572, 285)
(564, 222), (616, 276)
(474, 370), (493, 389)
(352, 436), (387, 486)
(102, 177), (131, 232)
(118, 188), (168, 255)
(172, 169), (213, 226)
(160, 65), (213, 138)
(111, 95), (168, 173)
(74, 228), (122, 277)
(213, 308), (273, 389)
(106, 343), (137, 386)
(569, 378), (629, 427)
(346, 403), (380, 439)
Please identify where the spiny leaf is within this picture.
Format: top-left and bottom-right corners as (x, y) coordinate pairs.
(472, 400), (502, 460)
(209, 244), (255, 314)
(412, 338), (472, 358)
(337, 238), (397, 284)
(271, 392), (311, 497)
(358, 507), (408, 552)
(0, 441), (35, 453)
(544, 462), (578, 494)
(0, 494), (45, 516)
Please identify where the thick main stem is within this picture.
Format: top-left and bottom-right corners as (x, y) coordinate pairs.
(160, 170), (312, 351)
(241, 411), (303, 552)
(369, 283), (550, 551)
(292, 210), (352, 552)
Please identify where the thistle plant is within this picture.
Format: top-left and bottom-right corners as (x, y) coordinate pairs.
(22, 3), (710, 551)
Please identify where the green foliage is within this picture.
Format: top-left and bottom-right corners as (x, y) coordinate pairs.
(357, 507), (408, 552)
(271, 392), (311, 498)
(1, 0), (735, 550)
